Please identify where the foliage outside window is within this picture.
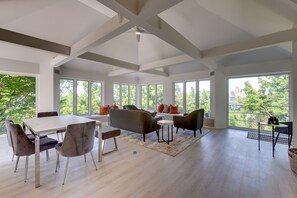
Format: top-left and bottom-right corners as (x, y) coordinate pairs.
(228, 74), (289, 129)
(113, 83), (137, 108)
(199, 81), (210, 113)
(174, 80), (210, 113)
(0, 74), (36, 134)
(186, 81), (196, 113)
(60, 79), (74, 115)
(174, 82), (184, 112)
(77, 80), (89, 115)
(91, 82), (102, 114)
(141, 84), (163, 110)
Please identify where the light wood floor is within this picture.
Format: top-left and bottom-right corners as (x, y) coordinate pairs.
(0, 129), (297, 198)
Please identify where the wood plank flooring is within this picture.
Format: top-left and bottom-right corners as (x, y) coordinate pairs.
(0, 128), (296, 198)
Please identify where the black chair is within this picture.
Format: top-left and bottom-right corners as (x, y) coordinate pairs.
(274, 121), (293, 148)
(37, 111), (65, 141)
(55, 121), (97, 185)
(9, 123), (58, 182)
(173, 109), (204, 137)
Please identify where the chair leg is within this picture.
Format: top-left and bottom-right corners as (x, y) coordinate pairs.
(11, 153), (14, 162)
(99, 140), (105, 162)
(24, 156), (29, 182)
(62, 157), (69, 185)
(200, 129), (202, 134)
(84, 154), (86, 163)
(90, 151), (97, 171)
(176, 128), (179, 134)
(46, 150), (49, 161)
(289, 135), (292, 148)
(114, 137), (118, 150)
(194, 130), (196, 137)
(156, 130), (159, 138)
(143, 134), (145, 142)
(14, 156), (20, 172)
(55, 152), (60, 173)
(274, 133), (280, 148)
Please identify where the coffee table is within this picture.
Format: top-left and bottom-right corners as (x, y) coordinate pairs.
(157, 120), (174, 144)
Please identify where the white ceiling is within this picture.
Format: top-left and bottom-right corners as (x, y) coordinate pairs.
(0, 0), (296, 78)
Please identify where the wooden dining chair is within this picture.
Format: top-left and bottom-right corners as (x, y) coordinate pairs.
(55, 121), (97, 185)
(9, 123), (58, 182)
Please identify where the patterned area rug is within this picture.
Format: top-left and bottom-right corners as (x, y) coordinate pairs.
(247, 131), (288, 145)
(118, 128), (210, 157)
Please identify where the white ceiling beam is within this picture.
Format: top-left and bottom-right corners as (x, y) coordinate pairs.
(0, 28), (70, 55)
(78, 52), (139, 70)
(50, 15), (134, 67)
(108, 68), (134, 76)
(143, 69), (169, 77)
(78, 0), (117, 17)
(140, 54), (194, 71)
(97, 0), (202, 60)
(202, 27), (297, 58)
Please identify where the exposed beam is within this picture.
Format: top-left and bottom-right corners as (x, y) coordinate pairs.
(51, 15), (134, 67)
(140, 54), (194, 71)
(78, 0), (117, 17)
(202, 27), (297, 58)
(143, 69), (169, 77)
(79, 52), (139, 70)
(0, 28), (70, 55)
(108, 68), (134, 76)
(97, 0), (202, 60)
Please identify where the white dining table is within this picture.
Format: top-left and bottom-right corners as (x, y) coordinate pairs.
(23, 115), (100, 188)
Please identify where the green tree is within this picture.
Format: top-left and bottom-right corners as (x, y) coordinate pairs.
(0, 74), (36, 133)
(60, 79), (73, 115)
(199, 89), (210, 113)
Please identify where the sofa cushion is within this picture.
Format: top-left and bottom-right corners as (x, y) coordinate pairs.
(162, 104), (170, 113)
(99, 105), (109, 115)
(111, 104), (119, 109)
(169, 104), (179, 114)
(157, 104), (164, 113)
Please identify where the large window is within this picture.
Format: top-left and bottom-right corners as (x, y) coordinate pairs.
(0, 74), (36, 134)
(228, 74), (289, 129)
(113, 83), (137, 108)
(91, 82), (102, 114)
(174, 80), (210, 113)
(60, 79), (102, 115)
(141, 84), (163, 110)
(60, 79), (74, 115)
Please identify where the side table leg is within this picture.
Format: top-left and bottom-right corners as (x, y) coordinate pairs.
(272, 126), (275, 157)
(258, 122), (260, 151)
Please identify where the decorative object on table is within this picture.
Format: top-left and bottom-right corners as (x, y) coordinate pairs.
(288, 148), (297, 175)
(268, 116), (273, 124)
(273, 117), (279, 125)
(118, 128), (210, 157)
(267, 116), (279, 125)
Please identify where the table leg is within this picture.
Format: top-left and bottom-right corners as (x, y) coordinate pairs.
(258, 122), (260, 151)
(272, 126), (275, 157)
(35, 135), (40, 188)
(171, 125), (173, 141)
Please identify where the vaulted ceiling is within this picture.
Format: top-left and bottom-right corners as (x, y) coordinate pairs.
(0, 0), (296, 78)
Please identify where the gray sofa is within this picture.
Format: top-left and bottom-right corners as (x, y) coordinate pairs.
(109, 109), (161, 141)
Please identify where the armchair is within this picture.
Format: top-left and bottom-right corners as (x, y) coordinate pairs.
(173, 109), (204, 137)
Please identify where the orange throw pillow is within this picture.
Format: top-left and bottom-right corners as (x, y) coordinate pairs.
(99, 105), (109, 115)
(112, 104), (119, 109)
(169, 104), (179, 114)
(157, 104), (164, 113)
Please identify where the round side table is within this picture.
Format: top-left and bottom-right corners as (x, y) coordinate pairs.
(157, 120), (174, 144)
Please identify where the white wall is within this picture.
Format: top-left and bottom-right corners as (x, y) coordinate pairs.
(0, 58), (39, 75)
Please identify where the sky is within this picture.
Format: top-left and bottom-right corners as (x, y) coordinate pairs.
(229, 77), (260, 93)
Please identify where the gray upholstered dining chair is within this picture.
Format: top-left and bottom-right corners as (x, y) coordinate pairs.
(173, 109), (205, 137)
(5, 118), (48, 171)
(55, 121), (97, 185)
(9, 123), (58, 182)
(37, 111), (65, 141)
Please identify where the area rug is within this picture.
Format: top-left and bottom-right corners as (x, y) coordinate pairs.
(247, 131), (288, 145)
(118, 128), (210, 157)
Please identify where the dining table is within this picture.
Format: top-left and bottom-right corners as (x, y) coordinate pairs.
(257, 122), (288, 157)
(23, 115), (101, 188)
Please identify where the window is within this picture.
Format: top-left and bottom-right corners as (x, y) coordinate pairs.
(174, 82), (184, 112)
(0, 74), (36, 134)
(113, 83), (137, 108)
(228, 74), (289, 129)
(199, 81), (210, 114)
(76, 80), (89, 115)
(141, 84), (163, 110)
(91, 82), (102, 114)
(60, 79), (102, 115)
(60, 79), (74, 115)
(174, 80), (210, 113)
